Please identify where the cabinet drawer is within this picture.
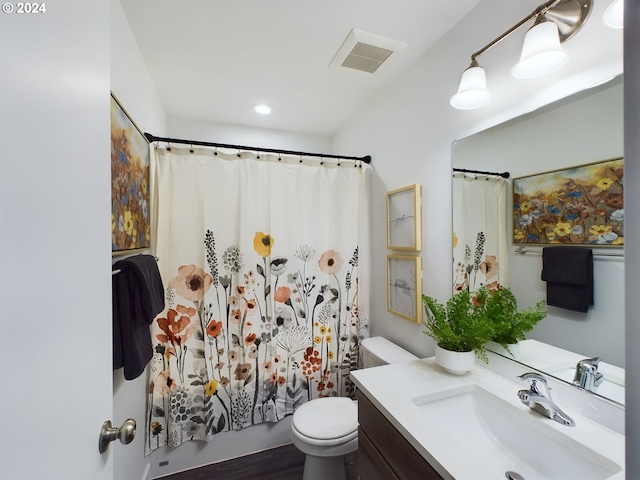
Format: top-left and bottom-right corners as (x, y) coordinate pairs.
(358, 391), (443, 480)
(358, 426), (400, 480)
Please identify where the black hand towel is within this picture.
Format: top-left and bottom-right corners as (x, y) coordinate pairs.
(541, 247), (593, 313)
(112, 254), (165, 380)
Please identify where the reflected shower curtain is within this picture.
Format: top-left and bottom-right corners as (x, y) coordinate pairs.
(145, 145), (370, 454)
(452, 173), (509, 293)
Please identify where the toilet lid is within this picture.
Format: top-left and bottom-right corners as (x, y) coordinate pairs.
(292, 397), (358, 440)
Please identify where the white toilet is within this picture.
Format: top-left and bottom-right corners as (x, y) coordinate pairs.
(290, 336), (418, 480)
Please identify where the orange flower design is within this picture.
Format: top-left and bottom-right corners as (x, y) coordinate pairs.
(169, 265), (213, 302)
(245, 298), (257, 315)
(206, 320), (223, 338)
(274, 286), (291, 303)
(234, 363), (252, 381)
(318, 250), (343, 275)
(479, 255), (499, 281)
(153, 370), (177, 395)
(230, 308), (242, 324)
(156, 307), (194, 353)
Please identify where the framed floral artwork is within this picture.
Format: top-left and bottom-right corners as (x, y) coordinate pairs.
(386, 184), (422, 251)
(111, 92), (151, 253)
(387, 254), (422, 323)
(513, 157), (623, 246)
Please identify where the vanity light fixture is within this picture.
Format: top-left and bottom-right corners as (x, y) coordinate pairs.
(450, 0), (592, 110)
(511, 18), (570, 79)
(252, 104), (273, 115)
(449, 59), (491, 110)
(603, 0), (623, 29)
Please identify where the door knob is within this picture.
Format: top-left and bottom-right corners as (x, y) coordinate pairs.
(98, 418), (136, 453)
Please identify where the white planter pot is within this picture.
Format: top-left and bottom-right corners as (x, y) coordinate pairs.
(435, 345), (475, 375)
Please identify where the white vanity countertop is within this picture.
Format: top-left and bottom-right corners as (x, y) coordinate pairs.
(351, 358), (625, 480)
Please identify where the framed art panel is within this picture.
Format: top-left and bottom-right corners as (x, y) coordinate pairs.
(513, 157), (623, 246)
(387, 254), (422, 324)
(111, 92), (151, 253)
(387, 184), (422, 251)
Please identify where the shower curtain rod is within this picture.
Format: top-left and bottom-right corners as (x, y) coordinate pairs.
(144, 133), (372, 164)
(453, 167), (510, 178)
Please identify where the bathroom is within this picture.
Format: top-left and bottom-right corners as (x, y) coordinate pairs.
(1, 0), (638, 479)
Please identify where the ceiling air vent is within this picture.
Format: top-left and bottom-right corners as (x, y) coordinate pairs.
(330, 29), (407, 75)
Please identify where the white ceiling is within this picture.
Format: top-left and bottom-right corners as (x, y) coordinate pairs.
(120, 0), (483, 136)
(120, 0), (623, 137)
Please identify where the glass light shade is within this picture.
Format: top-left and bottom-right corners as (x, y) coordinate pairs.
(449, 65), (491, 110)
(511, 21), (570, 79)
(603, 0), (623, 29)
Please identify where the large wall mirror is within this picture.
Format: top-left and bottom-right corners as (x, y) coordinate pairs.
(452, 75), (624, 405)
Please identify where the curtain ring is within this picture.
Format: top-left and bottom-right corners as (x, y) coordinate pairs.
(213, 147), (218, 156)
(189, 144), (194, 154)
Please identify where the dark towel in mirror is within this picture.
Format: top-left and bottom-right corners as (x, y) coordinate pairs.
(541, 247), (593, 313)
(112, 254), (165, 380)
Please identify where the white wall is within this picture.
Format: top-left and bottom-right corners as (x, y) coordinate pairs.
(110, 1), (167, 480)
(452, 80), (625, 367)
(332, 0), (624, 362)
(0, 2), (113, 479)
(167, 116), (332, 154)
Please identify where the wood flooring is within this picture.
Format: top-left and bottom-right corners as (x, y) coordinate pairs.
(157, 443), (358, 480)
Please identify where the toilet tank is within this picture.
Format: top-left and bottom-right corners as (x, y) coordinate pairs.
(360, 336), (418, 368)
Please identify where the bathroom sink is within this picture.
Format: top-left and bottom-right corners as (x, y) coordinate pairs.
(411, 385), (623, 479)
(545, 362), (625, 404)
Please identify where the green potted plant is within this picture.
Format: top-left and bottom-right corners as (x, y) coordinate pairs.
(484, 286), (547, 358)
(422, 289), (495, 374)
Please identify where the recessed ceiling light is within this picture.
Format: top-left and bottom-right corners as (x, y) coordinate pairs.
(252, 104), (273, 115)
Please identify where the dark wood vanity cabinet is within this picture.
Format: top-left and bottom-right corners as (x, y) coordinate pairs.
(357, 391), (444, 480)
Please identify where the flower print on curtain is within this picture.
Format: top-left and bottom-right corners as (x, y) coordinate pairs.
(145, 146), (370, 454)
(452, 173), (509, 293)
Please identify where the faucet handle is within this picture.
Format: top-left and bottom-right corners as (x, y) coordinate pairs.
(577, 357), (601, 369)
(574, 357), (604, 390)
(517, 372), (549, 395)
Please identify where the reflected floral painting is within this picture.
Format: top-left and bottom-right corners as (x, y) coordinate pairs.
(513, 158), (623, 245)
(111, 93), (150, 252)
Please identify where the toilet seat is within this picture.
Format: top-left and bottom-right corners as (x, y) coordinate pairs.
(291, 397), (358, 446)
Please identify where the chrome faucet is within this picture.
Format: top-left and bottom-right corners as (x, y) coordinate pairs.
(573, 357), (604, 393)
(517, 372), (575, 427)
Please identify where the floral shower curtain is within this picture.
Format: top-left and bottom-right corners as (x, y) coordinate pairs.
(145, 145), (370, 454)
(452, 173), (509, 293)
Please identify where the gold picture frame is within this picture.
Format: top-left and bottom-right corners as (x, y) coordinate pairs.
(386, 184), (421, 251)
(513, 157), (624, 246)
(110, 92), (151, 253)
(387, 254), (422, 324)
